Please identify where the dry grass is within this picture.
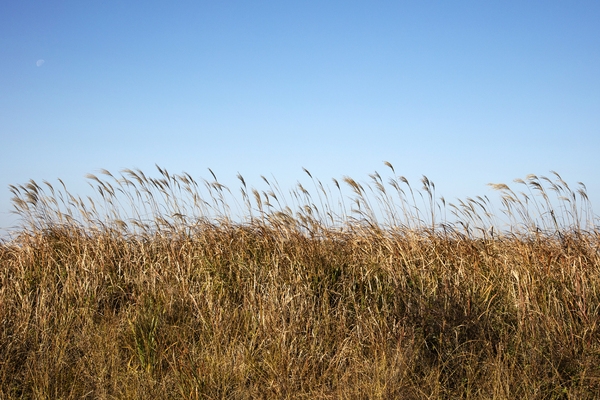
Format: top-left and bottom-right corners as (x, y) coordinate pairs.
(1, 163), (599, 399)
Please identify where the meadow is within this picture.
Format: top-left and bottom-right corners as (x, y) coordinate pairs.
(1, 164), (599, 399)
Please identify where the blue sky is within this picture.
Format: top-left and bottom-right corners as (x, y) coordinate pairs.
(2, 1), (599, 234)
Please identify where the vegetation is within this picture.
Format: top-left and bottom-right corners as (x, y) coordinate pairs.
(1, 164), (599, 399)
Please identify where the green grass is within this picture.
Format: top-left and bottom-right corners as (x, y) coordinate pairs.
(1, 164), (599, 399)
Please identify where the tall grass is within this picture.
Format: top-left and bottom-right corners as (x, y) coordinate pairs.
(1, 163), (599, 399)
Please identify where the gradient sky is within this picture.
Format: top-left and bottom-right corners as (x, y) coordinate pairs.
(2, 1), (599, 234)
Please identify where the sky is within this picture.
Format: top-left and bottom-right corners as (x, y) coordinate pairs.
(1, 1), (599, 235)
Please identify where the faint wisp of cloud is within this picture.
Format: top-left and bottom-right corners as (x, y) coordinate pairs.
(36, 59), (45, 67)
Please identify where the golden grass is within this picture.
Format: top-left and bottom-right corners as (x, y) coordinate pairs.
(1, 163), (599, 399)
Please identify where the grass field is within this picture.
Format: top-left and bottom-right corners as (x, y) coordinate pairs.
(1, 164), (599, 399)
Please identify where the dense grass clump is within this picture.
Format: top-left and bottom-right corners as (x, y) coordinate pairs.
(1, 164), (599, 399)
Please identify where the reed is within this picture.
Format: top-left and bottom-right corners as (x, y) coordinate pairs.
(1, 163), (599, 399)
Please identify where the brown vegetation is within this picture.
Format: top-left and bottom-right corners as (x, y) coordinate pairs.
(1, 164), (599, 398)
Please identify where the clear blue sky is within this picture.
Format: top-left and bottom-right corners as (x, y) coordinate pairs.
(2, 1), (599, 233)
